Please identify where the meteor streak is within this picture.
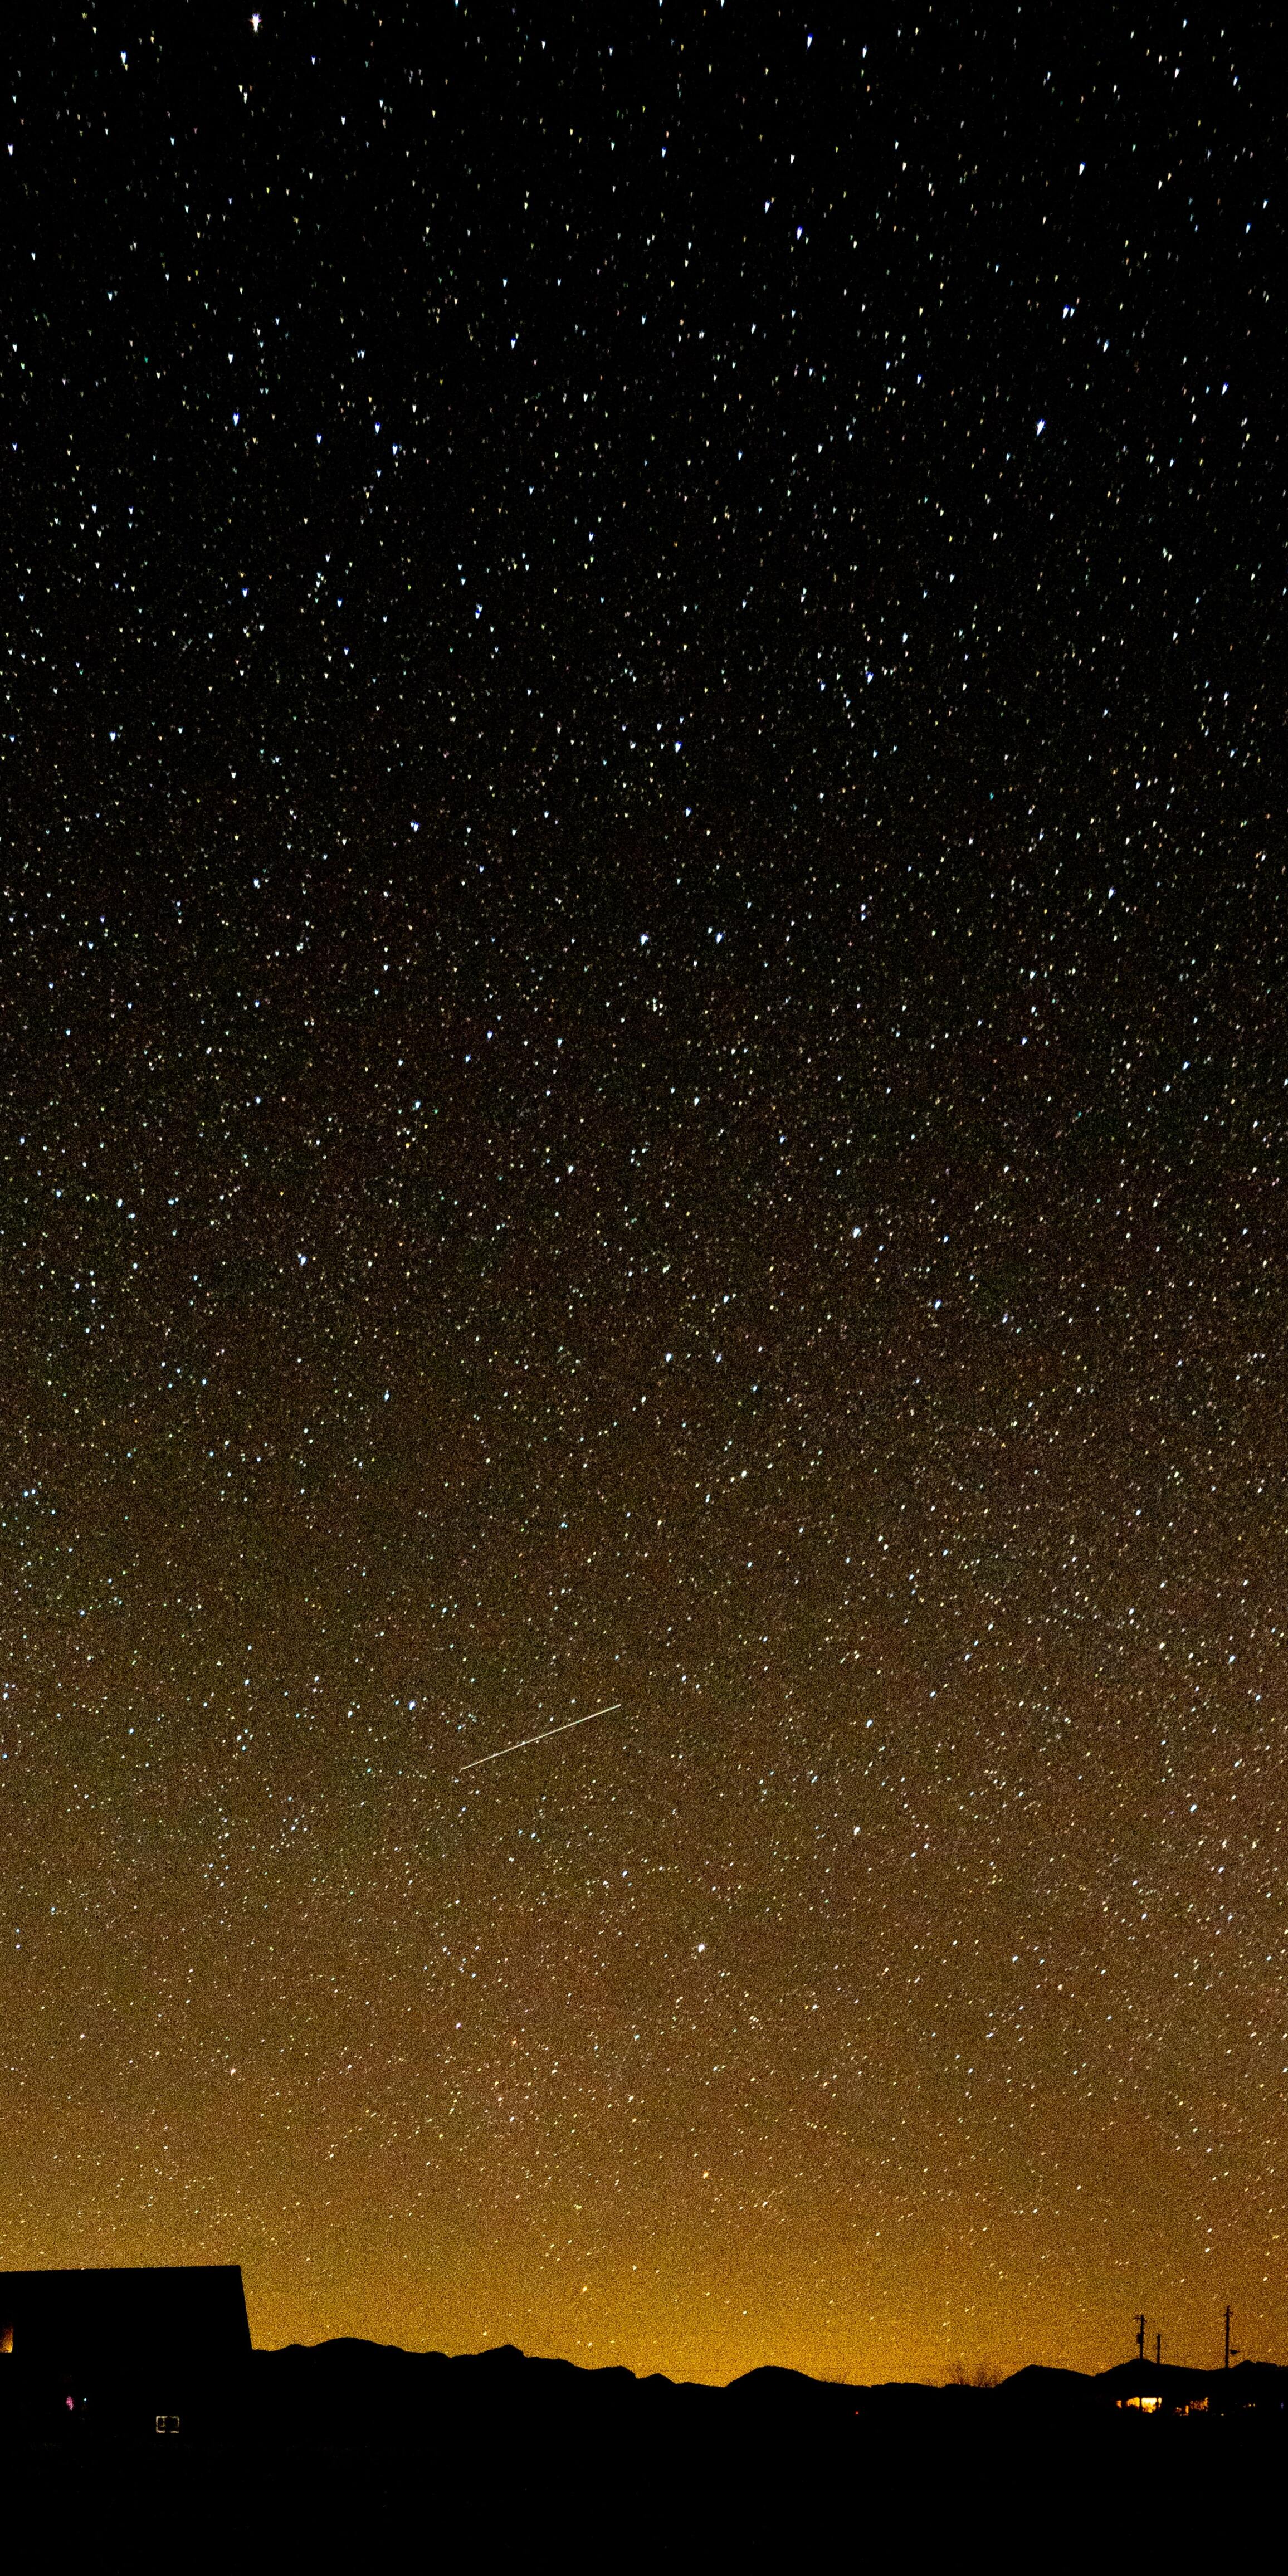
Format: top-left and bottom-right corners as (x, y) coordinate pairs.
(459, 1703), (621, 1774)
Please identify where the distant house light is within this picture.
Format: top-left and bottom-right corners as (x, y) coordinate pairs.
(155, 2414), (181, 2436)
(1118, 2394), (1162, 2413)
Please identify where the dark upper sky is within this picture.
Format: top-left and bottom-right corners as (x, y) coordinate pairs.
(2, 4), (1285, 2380)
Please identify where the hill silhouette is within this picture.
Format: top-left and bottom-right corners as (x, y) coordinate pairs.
(5, 2333), (1287, 2559)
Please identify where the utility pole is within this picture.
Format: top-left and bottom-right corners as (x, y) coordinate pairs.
(1136, 2314), (1146, 2362)
(1223, 2306), (1239, 2370)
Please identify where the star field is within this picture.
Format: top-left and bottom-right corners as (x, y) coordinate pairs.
(1, 7), (1285, 2384)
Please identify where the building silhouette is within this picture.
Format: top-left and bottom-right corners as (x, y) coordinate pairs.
(0, 2265), (251, 2439)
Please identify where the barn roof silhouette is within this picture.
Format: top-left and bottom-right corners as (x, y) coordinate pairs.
(0, 2265), (251, 2372)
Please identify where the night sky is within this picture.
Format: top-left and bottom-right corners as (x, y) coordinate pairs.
(3, 7), (1285, 2385)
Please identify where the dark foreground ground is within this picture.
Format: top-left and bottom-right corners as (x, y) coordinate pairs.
(5, 2344), (1286, 2565)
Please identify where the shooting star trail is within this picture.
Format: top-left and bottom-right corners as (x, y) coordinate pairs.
(459, 1704), (621, 1775)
